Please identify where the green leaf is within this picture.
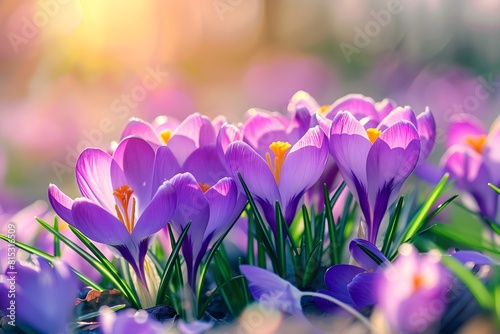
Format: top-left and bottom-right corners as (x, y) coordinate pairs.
(441, 255), (493, 309)
(488, 183), (500, 195)
(53, 217), (61, 258)
(431, 224), (500, 257)
(200, 275), (246, 316)
(275, 202), (287, 278)
(0, 234), (103, 291)
(324, 184), (340, 265)
(301, 241), (322, 288)
(302, 205), (313, 257)
(36, 218), (140, 307)
(382, 196), (404, 256)
(77, 304), (126, 322)
(401, 173), (449, 243)
(156, 222), (191, 305)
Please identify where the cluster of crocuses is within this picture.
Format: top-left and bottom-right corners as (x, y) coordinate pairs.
(2, 90), (497, 333)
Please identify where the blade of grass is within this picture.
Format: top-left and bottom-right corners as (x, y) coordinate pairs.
(53, 217), (61, 257)
(36, 218), (139, 308)
(488, 183), (500, 195)
(200, 275), (246, 316)
(382, 196), (404, 256)
(324, 184), (340, 265)
(0, 234), (103, 291)
(401, 173), (449, 243)
(156, 222), (191, 305)
(302, 205), (313, 256)
(275, 202), (286, 278)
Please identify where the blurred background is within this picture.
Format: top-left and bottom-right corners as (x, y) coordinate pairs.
(1, 0), (500, 212)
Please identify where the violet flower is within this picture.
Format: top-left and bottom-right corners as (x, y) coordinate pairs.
(329, 109), (422, 243)
(315, 239), (390, 313)
(100, 306), (166, 334)
(0, 258), (79, 334)
(48, 137), (177, 296)
(169, 172), (241, 288)
(375, 244), (451, 333)
(440, 115), (500, 220)
(226, 126), (329, 232)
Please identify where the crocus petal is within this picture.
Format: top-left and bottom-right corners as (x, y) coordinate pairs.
(183, 145), (229, 185)
(48, 184), (74, 225)
(242, 109), (290, 156)
(203, 177), (238, 240)
(152, 146), (181, 196)
(416, 107), (436, 162)
(375, 98), (397, 120)
(120, 118), (162, 145)
(132, 182), (177, 241)
(329, 111), (371, 201)
(169, 113), (216, 165)
(349, 238), (390, 271)
(240, 265), (302, 314)
(484, 127), (500, 185)
(329, 94), (378, 121)
(287, 90), (320, 115)
(75, 148), (117, 212)
(347, 272), (377, 309)
(446, 115), (486, 148)
(451, 251), (492, 266)
(377, 106), (418, 132)
(225, 141), (280, 207)
(71, 198), (131, 245)
(217, 123), (243, 156)
(441, 145), (498, 219)
(113, 137), (155, 214)
(324, 264), (365, 304)
(279, 126), (328, 221)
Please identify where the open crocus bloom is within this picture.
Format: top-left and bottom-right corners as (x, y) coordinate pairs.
(226, 126), (329, 232)
(48, 137), (177, 290)
(440, 115), (500, 220)
(375, 244), (451, 333)
(329, 110), (422, 243)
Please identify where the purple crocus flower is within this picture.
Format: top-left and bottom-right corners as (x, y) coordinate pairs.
(48, 137), (177, 292)
(169, 172), (241, 288)
(375, 244), (451, 334)
(0, 258), (79, 333)
(440, 115), (500, 220)
(100, 306), (166, 334)
(329, 109), (423, 243)
(226, 126), (329, 232)
(315, 239), (390, 313)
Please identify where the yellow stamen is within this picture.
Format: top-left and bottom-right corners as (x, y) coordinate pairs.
(198, 182), (211, 193)
(113, 185), (136, 234)
(320, 105), (331, 114)
(265, 141), (292, 183)
(465, 135), (487, 154)
(160, 130), (171, 144)
(366, 128), (382, 144)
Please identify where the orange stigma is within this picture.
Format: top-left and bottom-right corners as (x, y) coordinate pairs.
(465, 135), (487, 154)
(366, 128), (382, 144)
(198, 182), (211, 193)
(413, 274), (425, 291)
(160, 130), (171, 144)
(266, 141), (291, 183)
(319, 105), (331, 114)
(113, 185), (136, 234)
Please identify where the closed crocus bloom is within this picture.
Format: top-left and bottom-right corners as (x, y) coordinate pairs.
(441, 115), (500, 220)
(169, 172), (241, 288)
(0, 258), (79, 334)
(226, 126), (329, 232)
(375, 244), (451, 334)
(48, 137), (178, 302)
(329, 110), (422, 243)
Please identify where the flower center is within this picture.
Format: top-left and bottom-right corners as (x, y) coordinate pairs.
(198, 182), (211, 193)
(265, 141), (291, 183)
(465, 135), (487, 154)
(320, 105), (330, 114)
(366, 128), (382, 144)
(113, 185), (136, 234)
(412, 274), (425, 291)
(160, 130), (171, 144)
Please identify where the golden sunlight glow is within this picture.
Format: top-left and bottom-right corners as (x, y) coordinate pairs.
(113, 185), (136, 234)
(366, 128), (382, 144)
(266, 141), (291, 183)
